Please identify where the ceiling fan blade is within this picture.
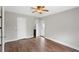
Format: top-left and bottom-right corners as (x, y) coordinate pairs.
(41, 6), (45, 8)
(32, 11), (36, 13)
(43, 10), (49, 12)
(31, 7), (35, 9)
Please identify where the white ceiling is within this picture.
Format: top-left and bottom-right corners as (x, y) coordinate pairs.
(5, 6), (78, 17)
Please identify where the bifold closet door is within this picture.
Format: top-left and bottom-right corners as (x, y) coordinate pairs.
(17, 17), (27, 39)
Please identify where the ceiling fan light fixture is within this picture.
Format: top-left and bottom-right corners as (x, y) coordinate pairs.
(32, 6), (49, 14)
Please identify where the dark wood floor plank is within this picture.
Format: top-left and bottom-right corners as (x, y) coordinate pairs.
(0, 46), (2, 52)
(5, 37), (79, 52)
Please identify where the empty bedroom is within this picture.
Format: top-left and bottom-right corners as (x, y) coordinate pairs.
(4, 6), (79, 52)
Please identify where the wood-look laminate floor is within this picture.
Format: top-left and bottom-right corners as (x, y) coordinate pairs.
(0, 45), (2, 52)
(5, 37), (79, 52)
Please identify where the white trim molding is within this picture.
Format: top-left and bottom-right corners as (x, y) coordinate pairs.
(45, 36), (79, 50)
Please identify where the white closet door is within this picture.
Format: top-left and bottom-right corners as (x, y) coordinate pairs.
(17, 17), (27, 39)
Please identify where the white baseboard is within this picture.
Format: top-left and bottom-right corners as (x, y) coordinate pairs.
(4, 36), (33, 43)
(45, 36), (79, 50)
(4, 39), (19, 43)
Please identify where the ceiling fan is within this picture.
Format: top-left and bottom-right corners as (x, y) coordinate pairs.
(31, 6), (49, 14)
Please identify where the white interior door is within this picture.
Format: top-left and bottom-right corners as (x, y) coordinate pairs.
(36, 19), (40, 36)
(36, 19), (45, 37)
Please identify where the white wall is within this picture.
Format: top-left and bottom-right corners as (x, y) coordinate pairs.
(0, 7), (1, 44)
(42, 7), (79, 50)
(4, 12), (36, 42)
(0, 6), (1, 16)
(4, 12), (18, 42)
